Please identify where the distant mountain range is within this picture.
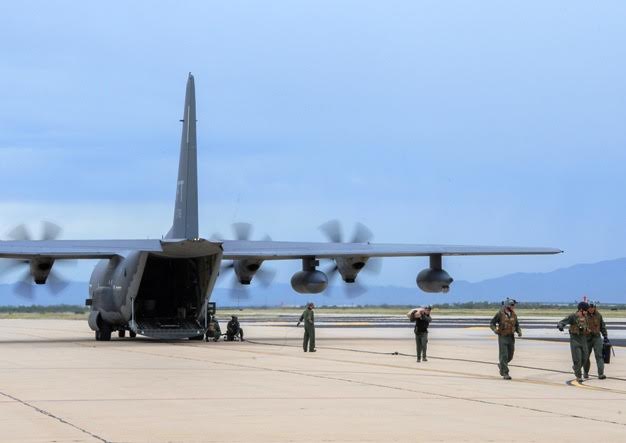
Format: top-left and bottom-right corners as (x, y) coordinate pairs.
(1, 257), (625, 306)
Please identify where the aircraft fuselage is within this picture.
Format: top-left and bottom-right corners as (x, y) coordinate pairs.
(88, 244), (222, 339)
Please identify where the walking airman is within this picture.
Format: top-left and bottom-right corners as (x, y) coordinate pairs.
(297, 302), (316, 352)
(583, 303), (608, 380)
(558, 302), (590, 383)
(490, 298), (522, 380)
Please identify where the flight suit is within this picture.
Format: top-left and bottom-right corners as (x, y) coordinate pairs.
(300, 308), (315, 352)
(206, 319), (221, 341)
(412, 313), (431, 361)
(490, 309), (521, 377)
(226, 319), (244, 341)
(558, 313), (590, 379)
(583, 311), (607, 377)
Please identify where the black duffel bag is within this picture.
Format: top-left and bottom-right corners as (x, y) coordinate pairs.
(603, 338), (614, 364)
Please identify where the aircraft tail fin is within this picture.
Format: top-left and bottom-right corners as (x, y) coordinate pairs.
(166, 73), (199, 239)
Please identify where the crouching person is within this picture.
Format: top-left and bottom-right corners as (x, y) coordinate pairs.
(226, 315), (244, 341)
(205, 315), (221, 342)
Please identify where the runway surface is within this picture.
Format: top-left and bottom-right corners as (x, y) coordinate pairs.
(0, 317), (625, 442)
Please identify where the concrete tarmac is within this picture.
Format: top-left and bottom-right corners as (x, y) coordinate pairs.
(0, 318), (625, 442)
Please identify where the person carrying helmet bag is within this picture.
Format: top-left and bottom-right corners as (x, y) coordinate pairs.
(411, 305), (432, 362)
(490, 298), (521, 380)
(558, 302), (591, 383)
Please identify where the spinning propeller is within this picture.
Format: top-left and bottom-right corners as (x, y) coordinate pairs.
(213, 223), (276, 301)
(0, 222), (74, 299)
(319, 220), (383, 298)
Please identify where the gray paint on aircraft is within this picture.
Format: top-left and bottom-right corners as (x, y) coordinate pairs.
(166, 73), (198, 240)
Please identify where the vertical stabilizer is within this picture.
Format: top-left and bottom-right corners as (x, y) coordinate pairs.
(166, 73), (199, 239)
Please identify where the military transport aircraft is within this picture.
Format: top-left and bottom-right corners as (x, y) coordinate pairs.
(0, 74), (561, 340)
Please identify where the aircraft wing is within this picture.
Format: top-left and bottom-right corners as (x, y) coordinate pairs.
(0, 238), (562, 261)
(0, 239), (221, 259)
(0, 237), (560, 298)
(220, 240), (562, 260)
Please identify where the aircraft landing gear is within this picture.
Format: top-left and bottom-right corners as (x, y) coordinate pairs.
(115, 327), (136, 339)
(95, 323), (112, 341)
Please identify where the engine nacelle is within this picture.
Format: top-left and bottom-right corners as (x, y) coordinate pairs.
(233, 260), (262, 284)
(334, 256), (368, 283)
(416, 268), (453, 293)
(30, 258), (54, 284)
(291, 270), (328, 294)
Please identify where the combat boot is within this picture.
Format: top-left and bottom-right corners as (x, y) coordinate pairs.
(503, 374), (512, 380)
(598, 374), (607, 380)
(583, 372), (589, 379)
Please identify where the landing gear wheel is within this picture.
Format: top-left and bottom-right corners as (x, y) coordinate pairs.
(95, 322), (112, 341)
(129, 331), (137, 338)
(118, 330), (126, 338)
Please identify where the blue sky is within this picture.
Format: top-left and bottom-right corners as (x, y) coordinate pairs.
(1, 1), (626, 290)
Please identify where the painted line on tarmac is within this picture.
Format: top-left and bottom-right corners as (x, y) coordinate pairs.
(238, 340), (626, 395)
(567, 379), (626, 394)
(0, 390), (110, 442)
(216, 341), (626, 394)
(117, 342), (626, 429)
(245, 339), (626, 384)
(154, 336), (598, 394)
